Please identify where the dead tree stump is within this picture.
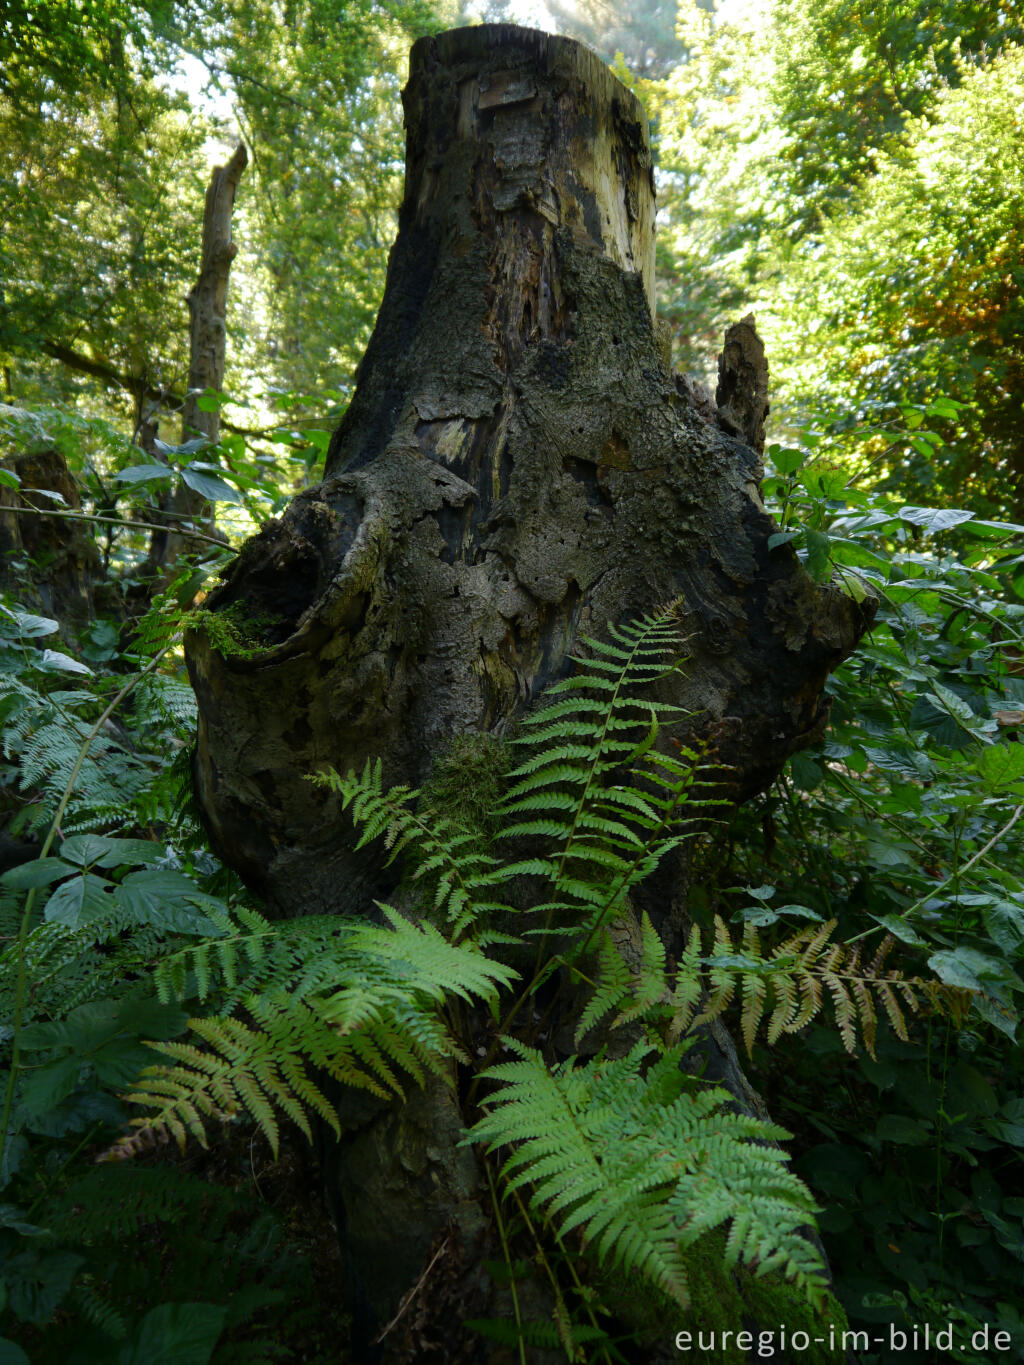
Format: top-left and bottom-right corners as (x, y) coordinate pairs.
(185, 24), (873, 1356)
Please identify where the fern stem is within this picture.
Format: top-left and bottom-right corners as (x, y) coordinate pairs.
(533, 751), (708, 1044)
(510, 1185), (611, 1364)
(0, 646), (172, 1169)
(486, 1161), (527, 1365)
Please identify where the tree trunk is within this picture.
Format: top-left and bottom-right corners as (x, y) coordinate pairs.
(0, 445), (105, 633)
(186, 25), (872, 1358)
(142, 142), (247, 580)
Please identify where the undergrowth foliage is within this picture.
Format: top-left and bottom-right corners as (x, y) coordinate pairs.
(106, 601), (970, 1344)
(0, 560), (1000, 1361)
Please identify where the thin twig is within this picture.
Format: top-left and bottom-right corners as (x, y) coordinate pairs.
(371, 1234), (450, 1346)
(845, 803), (1024, 946)
(1, 503), (228, 547)
(958, 804), (1024, 880)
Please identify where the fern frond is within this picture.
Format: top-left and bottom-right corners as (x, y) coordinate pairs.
(471, 1041), (828, 1310)
(116, 908), (518, 1159)
(689, 921), (967, 1058)
(314, 761), (514, 936)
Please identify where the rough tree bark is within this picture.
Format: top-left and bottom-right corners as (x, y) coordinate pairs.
(186, 26), (872, 1360)
(142, 141), (247, 580)
(0, 446), (106, 632)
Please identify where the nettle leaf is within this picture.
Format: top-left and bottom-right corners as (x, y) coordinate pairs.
(43, 873), (113, 928)
(117, 1301), (226, 1365)
(984, 901), (1024, 955)
(115, 463), (172, 485)
(876, 1114), (932, 1145)
(804, 529), (831, 582)
(4, 1249), (84, 1325)
(19, 1054), (83, 1115)
(0, 857), (70, 891)
(899, 505), (975, 534)
(60, 834), (162, 869)
(12, 612), (58, 637)
(20, 998), (186, 1058)
(768, 530), (799, 550)
(790, 752), (824, 791)
(978, 744), (1024, 789)
(36, 649), (92, 676)
(928, 947), (1009, 993)
(767, 444), (805, 475)
(870, 915), (926, 948)
(181, 465), (242, 504)
(114, 869), (215, 933)
(154, 437), (209, 458)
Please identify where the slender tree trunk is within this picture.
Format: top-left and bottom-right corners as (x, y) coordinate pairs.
(186, 26), (872, 1358)
(143, 142), (247, 580)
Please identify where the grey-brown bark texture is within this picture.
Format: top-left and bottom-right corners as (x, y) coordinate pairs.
(143, 142), (247, 580)
(185, 24), (872, 1358)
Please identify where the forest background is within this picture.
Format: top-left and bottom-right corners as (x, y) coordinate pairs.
(1, 0), (1024, 1361)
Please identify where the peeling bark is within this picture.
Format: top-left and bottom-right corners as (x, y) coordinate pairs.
(185, 25), (873, 1355)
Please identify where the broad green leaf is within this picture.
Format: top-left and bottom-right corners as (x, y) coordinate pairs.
(0, 857), (70, 890)
(984, 902), (1024, 955)
(4, 1249), (83, 1325)
(876, 1114), (932, 1145)
(928, 947), (1011, 993)
(36, 649), (92, 676)
(43, 873), (113, 929)
(805, 529), (830, 581)
(768, 444), (805, 475)
(60, 834), (162, 868)
(115, 463), (172, 485)
(790, 753), (823, 791)
(767, 530), (798, 550)
(870, 915), (926, 947)
(118, 1302), (227, 1365)
(977, 744), (1024, 788)
(12, 613), (58, 637)
(19, 1055), (82, 1116)
(181, 465), (241, 504)
(898, 506), (975, 533)
(114, 869), (216, 933)
(0, 1206), (46, 1237)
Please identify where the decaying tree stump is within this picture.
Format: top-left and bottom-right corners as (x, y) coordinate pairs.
(142, 142), (247, 581)
(186, 25), (872, 1357)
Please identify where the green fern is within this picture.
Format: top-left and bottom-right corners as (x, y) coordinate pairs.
(496, 605), (720, 947)
(315, 759), (515, 938)
(325, 602), (724, 968)
(114, 908), (518, 1157)
(107, 597), (969, 1335)
(470, 1039), (828, 1310)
